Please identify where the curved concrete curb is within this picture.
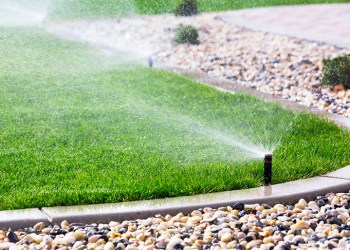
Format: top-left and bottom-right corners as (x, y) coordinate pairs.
(1, 166), (350, 230)
(0, 209), (50, 230)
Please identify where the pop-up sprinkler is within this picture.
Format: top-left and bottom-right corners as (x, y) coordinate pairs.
(264, 154), (272, 185)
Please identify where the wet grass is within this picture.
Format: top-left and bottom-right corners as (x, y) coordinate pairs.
(49, 0), (350, 19)
(1, 27), (350, 210)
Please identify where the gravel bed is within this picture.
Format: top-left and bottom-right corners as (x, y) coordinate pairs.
(50, 13), (350, 117)
(2, 192), (350, 249)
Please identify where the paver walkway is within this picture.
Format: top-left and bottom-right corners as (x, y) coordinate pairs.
(220, 3), (350, 49)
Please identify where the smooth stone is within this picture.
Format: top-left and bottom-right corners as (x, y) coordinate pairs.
(155, 241), (167, 249)
(294, 235), (305, 244)
(246, 240), (262, 250)
(263, 226), (275, 236)
(115, 243), (126, 250)
(33, 222), (46, 231)
(291, 221), (309, 230)
(104, 242), (115, 250)
(42, 235), (53, 245)
(330, 217), (342, 225)
(193, 239), (205, 248)
(213, 211), (227, 219)
(263, 236), (273, 244)
(205, 217), (217, 223)
(245, 236), (254, 242)
(295, 203), (305, 210)
(221, 233), (233, 242)
(236, 232), (246, 240)
(109, 221), (119, 228)
(64, 235), (76, 245)
(232, 203), (245, 211)
(191, 210), (202, 217)
(73, 230), (86, 241)
(338, 214), (349, 224)
(316, 199), (326, 207)
(308, 201), (320, 211)
(332, 196), (340, 205)
(72, 241), (84, 250)
(18, 234), (34, 244)
(277, 216), (291, 222)
(61, 220), (70, 229)
(34, 234), (44, 244)
(298, 199), (308, 207)
(88, 235), (101, 244)
(42, 227), (52, 234)
(211, 224), (228, 233)
(7, 231), (19, 243)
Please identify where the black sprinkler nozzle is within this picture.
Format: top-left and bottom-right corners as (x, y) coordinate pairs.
(264, 154), (272, 185)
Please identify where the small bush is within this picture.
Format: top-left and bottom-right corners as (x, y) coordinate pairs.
(173, 24), (199, 45)
(174, 0), (198, 16)
(322, 55), (350, 89)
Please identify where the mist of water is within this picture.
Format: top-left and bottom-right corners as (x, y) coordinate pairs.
(122, 97), (289, 162)
(2, 0), (294, 163)
(0, 0), (49, 27)
(165, 110), (273, 159)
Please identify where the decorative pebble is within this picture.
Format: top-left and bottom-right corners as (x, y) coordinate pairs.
(7, 231), (19, 243)
(291, 221), (310, 230)
(221, 233), (233, 242)
(33, 221), (46, 231)
(88, 234), (101, 243)
(3, 192), (350, 249)
(232, 202), (245, 211)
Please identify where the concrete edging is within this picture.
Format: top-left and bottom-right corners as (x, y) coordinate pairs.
(1, 166), (350, 230)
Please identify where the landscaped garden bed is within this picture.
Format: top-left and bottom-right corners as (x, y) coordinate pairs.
(50, 12), (350, 117)
(2, 0), (350, 249)
(1, 26), (350, 210)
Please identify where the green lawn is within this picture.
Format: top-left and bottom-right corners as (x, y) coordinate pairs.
(48, 0), (350, 19)
(1, 27), (350, 210)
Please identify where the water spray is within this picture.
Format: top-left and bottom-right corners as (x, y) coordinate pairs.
(264, 154), (272, 185)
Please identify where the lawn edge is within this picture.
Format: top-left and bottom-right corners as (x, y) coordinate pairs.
(1, 166), (350, 230)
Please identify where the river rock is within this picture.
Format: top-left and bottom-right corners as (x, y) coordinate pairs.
(33, 221), (46, 231)
(7, 231), (19, 243)
(291, 221), (309, 230)
(232, 202), (245, 211)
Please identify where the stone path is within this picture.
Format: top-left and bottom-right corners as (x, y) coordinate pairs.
(220, 3), (350, 49)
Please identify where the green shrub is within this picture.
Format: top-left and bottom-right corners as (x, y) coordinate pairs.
(322, 55), (350, 89)
(174, 0), (198, 16)
(173, 24), (199, 45)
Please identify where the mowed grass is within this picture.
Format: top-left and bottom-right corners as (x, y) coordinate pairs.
(49, 0), (350, 19)
(1, 27), (350, 210)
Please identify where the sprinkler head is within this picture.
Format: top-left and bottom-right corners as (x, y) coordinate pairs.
(148, 56), (153, 68)
(264, 154), (272, 185)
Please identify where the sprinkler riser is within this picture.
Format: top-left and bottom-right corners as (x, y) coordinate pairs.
(264, 154), (272, 185)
